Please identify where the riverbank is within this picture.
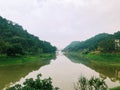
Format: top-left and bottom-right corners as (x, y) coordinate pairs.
(0, 54), (56, 66)
(0, 53), (56, 90)
(65, 52), (120, 90)
(65, 52), (120, 66)
(110, 86), (120, 90)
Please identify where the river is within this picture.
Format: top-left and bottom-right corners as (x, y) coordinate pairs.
(9, 51), (120, 90)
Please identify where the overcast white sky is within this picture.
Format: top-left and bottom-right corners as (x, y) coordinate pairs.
(0, 0), (120, 49)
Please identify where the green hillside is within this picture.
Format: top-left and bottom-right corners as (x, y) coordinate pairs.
(63, 31), (120, 53)
(0, 16), (56, 56)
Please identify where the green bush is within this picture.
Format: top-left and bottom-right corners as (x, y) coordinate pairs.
(7, 74), (59, 90)
(74, 76), (108, 90)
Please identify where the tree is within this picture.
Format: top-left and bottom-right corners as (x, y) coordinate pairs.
(0, 39), (6, 54)
(98, 39), (115, 53)
(0, 16), (57, 56)
(6, 44), (24, 56)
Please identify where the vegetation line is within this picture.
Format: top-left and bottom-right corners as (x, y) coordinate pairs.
(0, 54), (56, 66)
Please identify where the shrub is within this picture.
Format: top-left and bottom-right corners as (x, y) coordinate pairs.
(7, 74), (59, 90)
(74, 76), (108, 90)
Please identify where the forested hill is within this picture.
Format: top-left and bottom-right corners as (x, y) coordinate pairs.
(63, 31), (120, 53)
(0, 16), (56, 56)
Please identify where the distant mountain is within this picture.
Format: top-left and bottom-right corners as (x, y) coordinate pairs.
(63, 32), (120, 53)
(63, 41), (81, 51)
(0, 16), (56, 56)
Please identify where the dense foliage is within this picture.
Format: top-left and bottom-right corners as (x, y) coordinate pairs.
(7, 74), (59, 90)
(63, 31), (120, 53)
(0, 16), (56, 56)
(74, 76), (108, 90)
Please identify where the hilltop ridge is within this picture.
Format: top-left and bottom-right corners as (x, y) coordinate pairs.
(63, 32), (120, 53)
(0, 16), (56, 56)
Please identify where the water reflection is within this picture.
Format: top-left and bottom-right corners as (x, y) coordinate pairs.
(66, 53), (120, 88)
(13, 52), (120, 90)
(0, 58), (51, 90)
(89, 62), (120, 82)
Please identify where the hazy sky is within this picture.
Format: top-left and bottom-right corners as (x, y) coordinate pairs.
(0, 0), (120, 49)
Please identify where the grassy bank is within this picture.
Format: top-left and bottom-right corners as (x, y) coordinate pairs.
(0, 53), (56, 90)
(65, 52), (120, 66)
(110, 87), (120, 90)
(84, 53), (120, 66)
(0, 53), (56, 66)
(65, 52), (120, 90)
